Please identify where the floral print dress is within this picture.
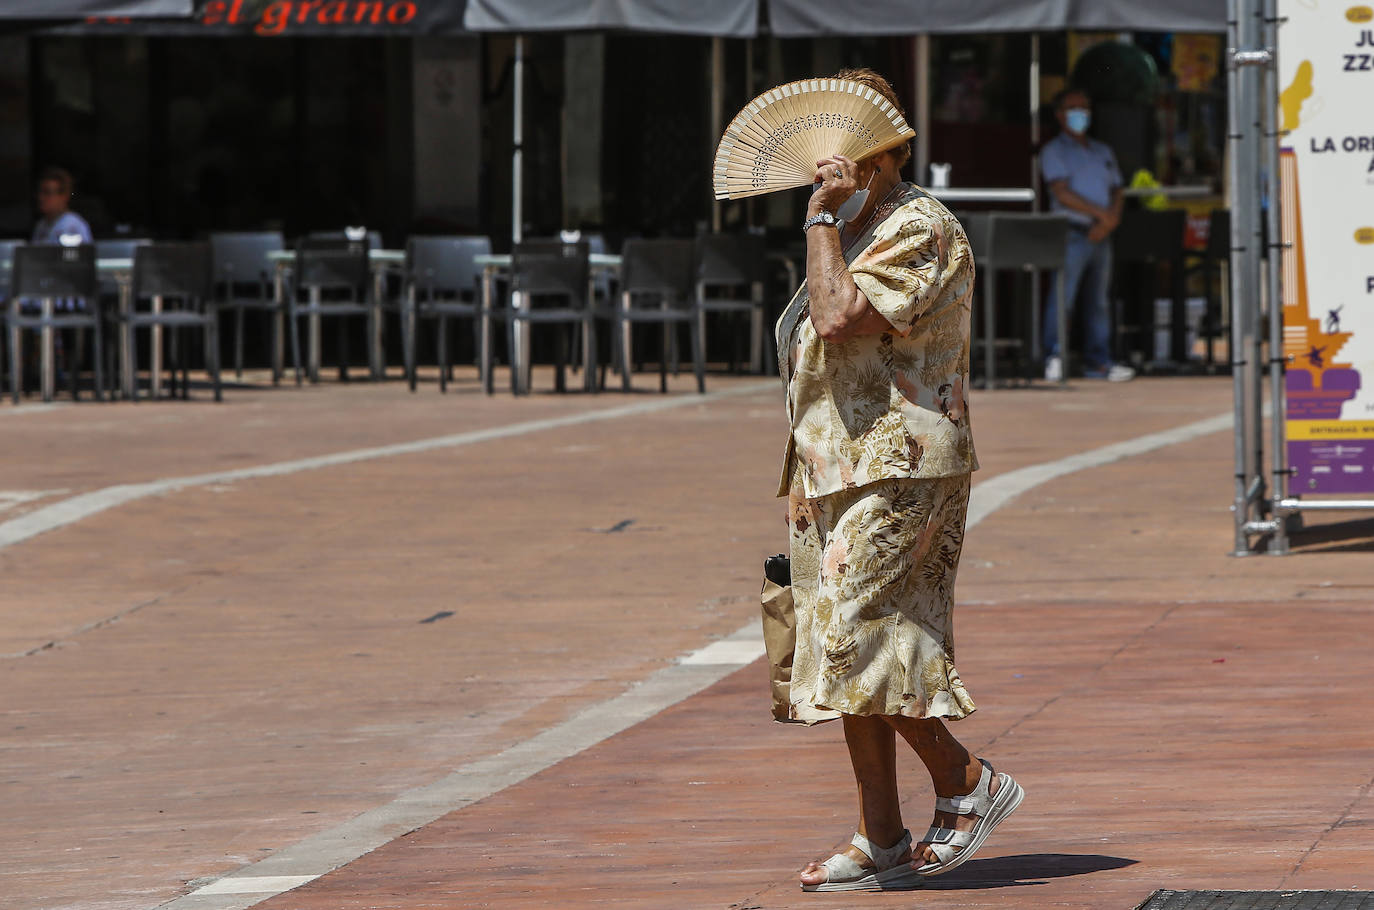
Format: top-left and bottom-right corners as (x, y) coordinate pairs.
(777, 185), (978, 723)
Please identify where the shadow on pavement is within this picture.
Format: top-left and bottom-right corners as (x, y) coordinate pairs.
(922, 853), (1138, 890)
(1288, 515), (1374, 554)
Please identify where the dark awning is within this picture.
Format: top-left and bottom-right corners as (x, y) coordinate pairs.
(34, 0), (468, 35)
(0, 0), (191, 16)
(768, 0), (1227, 36)
(464, 0), (759, 37)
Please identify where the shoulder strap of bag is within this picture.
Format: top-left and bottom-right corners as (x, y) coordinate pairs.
(776, 182), (924, 382)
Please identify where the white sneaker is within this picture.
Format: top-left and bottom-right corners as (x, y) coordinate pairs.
(1044, 356), (1063, 382)
(1106, 363), (1136, 382)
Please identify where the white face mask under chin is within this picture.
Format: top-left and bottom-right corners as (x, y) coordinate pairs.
(836, 168), (878, 225)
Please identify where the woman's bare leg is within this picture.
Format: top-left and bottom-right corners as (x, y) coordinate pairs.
(799, 714), (912, 886)
(886, 715), (999, 866)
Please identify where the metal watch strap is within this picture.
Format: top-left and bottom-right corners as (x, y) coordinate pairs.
(802, 211), (838, 233)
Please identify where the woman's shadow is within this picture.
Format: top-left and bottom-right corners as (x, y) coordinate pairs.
(921, 853), (1137, 890)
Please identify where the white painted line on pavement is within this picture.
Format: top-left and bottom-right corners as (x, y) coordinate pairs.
(0, 382), (779, 552)
(0, 402), (65, 417)
(0, 489), (68, 514)
(964, 411), (1235, 529)
(189, 876), (319, 896)
(679, 633), (767, 665)
(154, 407), (1234, 910)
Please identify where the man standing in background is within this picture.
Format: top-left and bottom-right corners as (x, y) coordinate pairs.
(1040, 89), (1135, 383)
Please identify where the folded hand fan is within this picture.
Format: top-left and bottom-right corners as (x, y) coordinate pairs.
(712, 78), (916, 201)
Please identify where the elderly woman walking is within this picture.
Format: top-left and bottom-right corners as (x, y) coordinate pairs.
(774, 68), (1022, 892)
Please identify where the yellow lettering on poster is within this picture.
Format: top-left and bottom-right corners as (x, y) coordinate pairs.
(1287, 420), (1374, 439)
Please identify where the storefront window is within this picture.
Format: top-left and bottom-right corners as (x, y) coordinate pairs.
(928, 34), (1033, 189)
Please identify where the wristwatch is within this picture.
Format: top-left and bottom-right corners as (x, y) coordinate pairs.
(802, 211), (838, 233)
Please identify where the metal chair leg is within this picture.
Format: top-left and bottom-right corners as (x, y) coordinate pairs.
(209, 315), (222, 402)
(584, 315), (597, 394)
(437, 314), (449, 393)
(234, 307), (245, 378)
(507, 315), (522, 396)
(68, 328), (80, 401)
(271, 309), (283, 385)
(91, 316), (105, 403)
(1057, 268), (1069, 387)
(983, 273), (997, 388)
(404, 292), (417, 393)
(659, 322), (669, 394)
(40, 300), (54, 403)
(337, 310), (349, 382)
(126, 318), (138, 403)
(8, 318), (21, 404)
(289, 297), (303, 387)
(691, 312), (706, 394)
(554, 324), (567, 394)
(617, 304), (631, 392)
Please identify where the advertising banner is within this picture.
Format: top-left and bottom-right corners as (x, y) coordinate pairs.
(1278, 1), (1374, 494)
(38, 0), (466, 35)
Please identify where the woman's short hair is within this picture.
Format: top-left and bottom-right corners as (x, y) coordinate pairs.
(834, 67), (912, 169)
(37, 166), (75, 195)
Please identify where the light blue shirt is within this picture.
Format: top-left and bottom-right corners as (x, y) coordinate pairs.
(1040, 132), (1122, 229)
(26, 211), (93, 311)
(31, 211), (92, 246)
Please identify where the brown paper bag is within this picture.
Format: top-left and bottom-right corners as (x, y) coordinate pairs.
(760, 557), (796, 723)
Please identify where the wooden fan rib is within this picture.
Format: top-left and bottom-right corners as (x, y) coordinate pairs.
(714, 77), (917, 200)
(717, 92), (809, 193)
(744, 83), (826, 188)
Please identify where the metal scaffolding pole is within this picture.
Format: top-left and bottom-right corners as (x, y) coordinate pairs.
(1262, 0), (1289, 554)
(1247, 0), (1266, 545)
(1228, 0), (1268, 555)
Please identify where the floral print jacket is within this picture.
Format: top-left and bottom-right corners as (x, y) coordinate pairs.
(776, 187), (978, 499)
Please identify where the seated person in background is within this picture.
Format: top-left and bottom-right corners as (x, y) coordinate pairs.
(29, 167), (94, 317)
(1040, 89), (1135, 383)
(32, 166), (93, 248)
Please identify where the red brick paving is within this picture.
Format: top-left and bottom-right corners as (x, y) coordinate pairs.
(5, 372), (1373, 909)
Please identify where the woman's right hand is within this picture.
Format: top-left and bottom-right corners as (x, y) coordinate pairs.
(809, 155), (858, 217)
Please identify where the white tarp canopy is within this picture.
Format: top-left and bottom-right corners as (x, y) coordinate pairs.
(0, 0), (191, 16)
(768, 0), (1227, 36)
(464, 0), (758, 37)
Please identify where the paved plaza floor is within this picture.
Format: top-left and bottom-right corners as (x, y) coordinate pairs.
(4, 369), (1374, 910)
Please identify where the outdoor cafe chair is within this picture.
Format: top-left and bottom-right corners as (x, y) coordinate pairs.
(6, 243), (103, 404)
(210, 231), (296, 383)
(696, 233), (767, 375)
(966, 213), (1070, 387)
(0, 239), (23, 399)
(1112, 209), (1188, 368)
(1195, 209), (1230, 370)
(119, 242), (221, 402)
(401, 235), (491, 393)
(290, 235), (377, 385)
(507, 240), (597, 395)
(616, 238), (704, 394)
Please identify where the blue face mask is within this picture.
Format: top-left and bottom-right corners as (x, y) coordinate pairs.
(1065, 108), (1091, 135)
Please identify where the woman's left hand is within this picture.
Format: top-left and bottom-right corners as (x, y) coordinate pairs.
(809, 155), (857, 216)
